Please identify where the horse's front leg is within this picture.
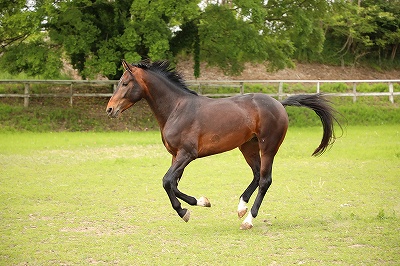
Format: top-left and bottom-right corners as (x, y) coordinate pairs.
(162, 159), (191, 221)
(173, 186), (211, 208)
(162, 151), (210, 222)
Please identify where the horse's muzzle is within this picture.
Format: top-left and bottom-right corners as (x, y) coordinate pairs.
(106, 107), (120, 118)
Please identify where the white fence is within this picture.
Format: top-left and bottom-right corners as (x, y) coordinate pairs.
(187, 79), (400, 103)
(0, 79), (399, 107)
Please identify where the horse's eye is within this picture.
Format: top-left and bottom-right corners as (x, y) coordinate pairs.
(122, 82), (128, 86)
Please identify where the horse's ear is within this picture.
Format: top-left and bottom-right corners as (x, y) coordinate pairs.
(121, 59), (134, 75)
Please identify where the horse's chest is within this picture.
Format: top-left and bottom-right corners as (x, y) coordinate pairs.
(161, 122), (194, 155)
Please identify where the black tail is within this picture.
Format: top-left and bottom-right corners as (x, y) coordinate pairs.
(280, 94), (342, 156)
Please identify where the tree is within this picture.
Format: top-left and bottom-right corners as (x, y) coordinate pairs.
(198, 4), (271, 75)
(2, 0), (397, 79)
(0, 34), (62, 78)
(128, 0), (200, 60)
(0, 0), (42, 51)
(0, 0), (62, 78)
(172, 0), (328, 75)
(267, 0), (327, 62)
(47, 0), (133, 79)
(363, 0), (400, 62)
(46, 0), (331, 78)
(47, 0), (200, 79)
(323, 0), (400, 66)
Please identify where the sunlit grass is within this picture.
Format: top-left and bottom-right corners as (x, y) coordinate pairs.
(0, 126), (399, 265)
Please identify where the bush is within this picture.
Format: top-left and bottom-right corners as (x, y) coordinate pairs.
(320, 83), (349, 93)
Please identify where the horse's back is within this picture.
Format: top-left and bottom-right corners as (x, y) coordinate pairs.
(218, 93), (288, 126)
(193, 94), (288, 153)
(195, 93), (288, 131)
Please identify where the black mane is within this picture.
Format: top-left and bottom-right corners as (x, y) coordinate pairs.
(133, 60), (198, 95)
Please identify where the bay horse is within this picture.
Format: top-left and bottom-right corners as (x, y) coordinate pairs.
(106, 60), (340, 229)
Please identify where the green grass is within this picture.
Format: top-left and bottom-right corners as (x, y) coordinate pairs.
(1, 95), (399, 132)
(1, 80), (399, 132)
(0, 100), (159, 132)
(1, 126), (399, 265)
(0, 71), (72, 81)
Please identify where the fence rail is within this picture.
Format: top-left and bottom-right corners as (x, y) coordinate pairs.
(0, 79), (399, 107)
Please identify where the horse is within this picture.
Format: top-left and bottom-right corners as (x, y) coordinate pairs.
(106, 60), (341, 229)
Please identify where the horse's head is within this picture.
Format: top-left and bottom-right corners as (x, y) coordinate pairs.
(106, 60), (145, 118)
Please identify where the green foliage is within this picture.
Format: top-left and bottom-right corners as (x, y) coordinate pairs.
(197, 1), (306, 74)
(321, 0), (400, 66)
(47, 0), (132, 79)
(266, 0), (327, 62)
(199, 5), (260, 75)
(0, 0), (399, 78)
(127, 0), (200, 63)
(0, 35), (63, 78)
(193, 32), (201, 78)
(0, 0), (45, 51)
(0, 0), (62, 78)
(321, 83), (349, 93)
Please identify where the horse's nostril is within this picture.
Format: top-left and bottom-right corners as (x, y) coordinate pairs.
(106, 107), (113, 114)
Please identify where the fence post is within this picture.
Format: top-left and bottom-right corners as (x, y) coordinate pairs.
(317, 81), (320, 93)
(240, 82), (244, 94)
(70, 83), (73, 107)
(24, 83), (30, 107)
(278, 82), (283, 100)
(389, 82), (394, 104)
(352, 82), (357, 103)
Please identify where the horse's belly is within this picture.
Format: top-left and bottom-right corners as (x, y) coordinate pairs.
(195, 99), (258, 156)
(197, 126), (254, 157)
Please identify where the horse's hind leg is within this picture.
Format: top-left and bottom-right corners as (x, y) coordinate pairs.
(238, 137), (261, 218)
(240, 153), (274, 230)
(240, 126), (287, 230)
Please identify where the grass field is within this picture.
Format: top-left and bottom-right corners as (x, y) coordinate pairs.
(1, 126), (399, 265)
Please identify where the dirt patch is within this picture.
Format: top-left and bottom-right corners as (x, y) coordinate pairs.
(176, 60), (400, 81)
(63, 58), (400, 81)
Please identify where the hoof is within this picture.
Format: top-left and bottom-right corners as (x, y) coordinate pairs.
(197, 196), (211, 207)
(240, 222), (253, 230)
(182, 209), (190, 222)
(237, 208), (248, 218)
(237, 197), (248, 218)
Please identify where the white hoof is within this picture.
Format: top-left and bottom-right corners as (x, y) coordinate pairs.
(197, 196), (211, 207)
(240, 222), (253, 230)
(240, 212), (254, 230)
(237, 197), (248, 218)
(238, 208), (248, 218)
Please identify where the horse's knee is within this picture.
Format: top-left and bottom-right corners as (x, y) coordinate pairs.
(259, 175), (272, 193)
(162, 176), (173, 190)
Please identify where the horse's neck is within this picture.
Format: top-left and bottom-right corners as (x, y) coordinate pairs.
(143, 78), (191, 128)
